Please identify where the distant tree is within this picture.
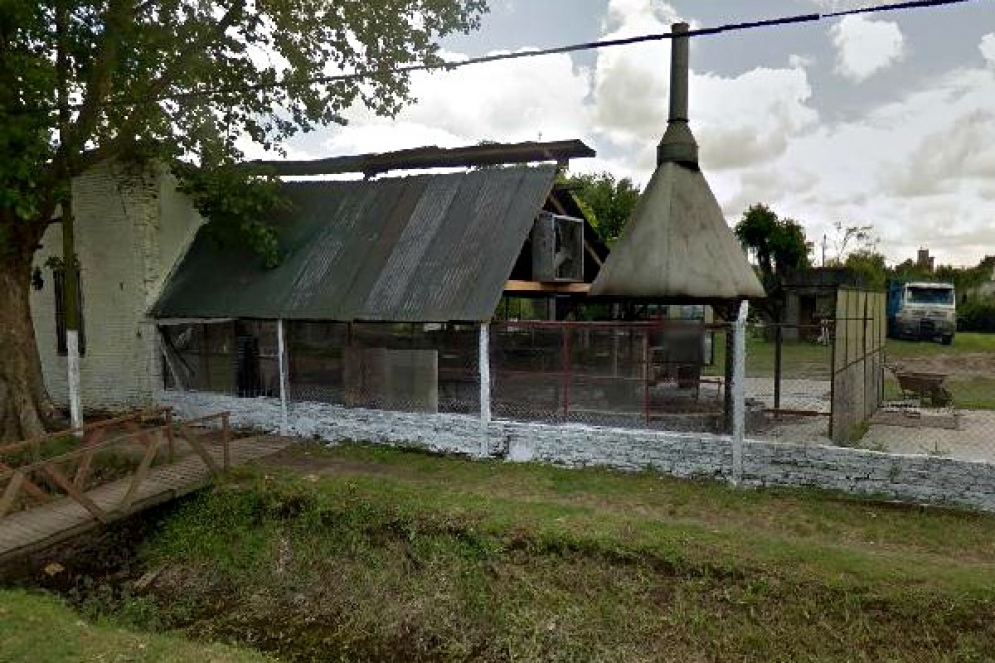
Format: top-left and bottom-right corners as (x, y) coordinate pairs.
(844, 250), (888, 290)
(561, 172), (641, 245)
(734, 204), (812, 288)
(823, 221), (877, 266)
(734, 204), (813, 322)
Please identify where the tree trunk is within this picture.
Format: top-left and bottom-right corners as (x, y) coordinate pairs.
(0, 255), (57, 441)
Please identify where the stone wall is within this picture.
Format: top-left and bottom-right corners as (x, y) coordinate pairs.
(159, 390), (995, 513)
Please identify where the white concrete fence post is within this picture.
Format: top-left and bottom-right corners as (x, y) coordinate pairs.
(731, 300), (749, 485)
(67, 330), (83, 431)
(277, 319), (290, 436)
(479, 322), (492, 458)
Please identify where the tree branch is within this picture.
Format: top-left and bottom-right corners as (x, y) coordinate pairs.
(65, 0), (132, 161)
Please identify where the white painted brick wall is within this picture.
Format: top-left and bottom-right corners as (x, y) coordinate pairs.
(30, 162), (203, 413)
(159, 390), (995, 513)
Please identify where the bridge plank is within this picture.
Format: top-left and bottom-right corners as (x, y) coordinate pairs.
(0, 436), (293, 565)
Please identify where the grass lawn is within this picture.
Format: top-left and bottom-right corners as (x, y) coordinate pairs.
(0, 589), (271, 662)
(54, 443), (995, 662)
(705, 331), (995, 409)
(887, 333), (995, 358)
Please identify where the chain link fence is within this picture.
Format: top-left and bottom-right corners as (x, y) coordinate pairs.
(160, 320), (279, 398)
(490, 321), (728, 433)
(286, 322), (480, 415)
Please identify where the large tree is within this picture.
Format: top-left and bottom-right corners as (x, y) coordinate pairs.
(0, 0), (487, 440)
(734, 203), (812, 320)
(561, 172), (641, 245)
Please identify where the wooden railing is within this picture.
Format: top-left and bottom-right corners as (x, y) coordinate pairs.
(0, 410), (231, 522)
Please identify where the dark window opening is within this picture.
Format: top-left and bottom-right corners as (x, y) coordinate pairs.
(53, 268), (86, 356)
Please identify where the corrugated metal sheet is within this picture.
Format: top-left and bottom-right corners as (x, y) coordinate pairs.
(152, 165), (557, 322)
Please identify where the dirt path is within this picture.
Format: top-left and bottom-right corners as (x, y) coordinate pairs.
(892, 352), (995, 380)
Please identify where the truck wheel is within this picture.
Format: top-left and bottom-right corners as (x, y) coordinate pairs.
(942, 335), (954, 346)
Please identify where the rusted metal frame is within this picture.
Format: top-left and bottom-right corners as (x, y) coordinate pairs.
(643, 326), (651, 425)
(118, 437), (162, 513)
(42, 462), (108, 523)
(176, 423), (222, 474)
(773, 325), (783, 420)
(0, 473), (26, 518)
(764, 409), (829, 418)
(561, 327), (571, 421)
(490, 319), (727, 332)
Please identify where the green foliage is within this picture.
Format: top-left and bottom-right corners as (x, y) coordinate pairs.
(958, 298), (995, 333)
(0, 0), (488, 255)
(734, 204), (812, 317)
(824, 220), (878, 265)
(0, 589), (271, 662)
(71, 450), (995, 661)
(174, 164), (287, 267)
(560, 171), (641, 244)
(844, 249), (888, 289)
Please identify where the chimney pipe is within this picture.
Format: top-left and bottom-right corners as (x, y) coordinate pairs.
(657, 22), (699, 167)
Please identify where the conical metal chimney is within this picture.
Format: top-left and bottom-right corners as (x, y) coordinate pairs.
(590, 23), (765, 301)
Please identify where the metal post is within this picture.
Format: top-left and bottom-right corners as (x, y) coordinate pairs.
(479, 323), (492, 426)
(773, 325), (783, 420)
(562, 326), (571, 421)
(57, 3), (82, 432)
(731, 301), (748, 485)
(643, 325), (651, 426)
(277, 319), (290, 435)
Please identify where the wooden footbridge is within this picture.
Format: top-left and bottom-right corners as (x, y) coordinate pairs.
(0, 408), (291, 565)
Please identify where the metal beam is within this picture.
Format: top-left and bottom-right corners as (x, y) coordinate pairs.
(251, 140), (596, 178)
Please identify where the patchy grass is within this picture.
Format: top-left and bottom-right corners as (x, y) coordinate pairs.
(885, 376), (995, 410)
(887, 333), (995, 358)
(705, 332), (832, 379)
(0, 589), (272, 662)
(59, 444), (995, 662)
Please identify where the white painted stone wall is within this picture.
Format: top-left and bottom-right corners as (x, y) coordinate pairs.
(30, 162), (203, 412)
(158, 389), (995, 513)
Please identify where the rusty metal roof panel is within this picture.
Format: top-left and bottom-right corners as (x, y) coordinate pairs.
(152, 164), (557, 322)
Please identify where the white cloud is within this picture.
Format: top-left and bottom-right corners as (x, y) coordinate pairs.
(726, 62), (995, 265)
(982, 33), (995, 66)
(830, 15), (906, 82)
(588, 0), (819, 175)
(304, 49), (592, 158)
(258, 0), (994, 268)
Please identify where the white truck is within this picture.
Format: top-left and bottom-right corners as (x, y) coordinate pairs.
(886, 280), (957, 345)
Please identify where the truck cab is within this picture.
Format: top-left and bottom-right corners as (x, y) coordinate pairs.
(887, 281), (956, 345)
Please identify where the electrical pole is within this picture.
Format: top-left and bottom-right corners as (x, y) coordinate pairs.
(57, 0), (83, 430)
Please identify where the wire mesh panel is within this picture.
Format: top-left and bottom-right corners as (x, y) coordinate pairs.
(743, 322), (835, 445)
(160, 320), (279, 398)
(491, 321), (727, 432)
(287, 322), (479, 414)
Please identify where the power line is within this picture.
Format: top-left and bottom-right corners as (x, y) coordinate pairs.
(9, 0), (983, 116)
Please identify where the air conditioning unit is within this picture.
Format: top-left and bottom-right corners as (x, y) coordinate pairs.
(531, 212), (584, 282)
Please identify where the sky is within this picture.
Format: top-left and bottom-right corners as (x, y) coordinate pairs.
(262, 0), (995, 267)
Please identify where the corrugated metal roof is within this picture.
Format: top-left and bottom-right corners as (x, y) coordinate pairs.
(152, 165), (558, 322)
